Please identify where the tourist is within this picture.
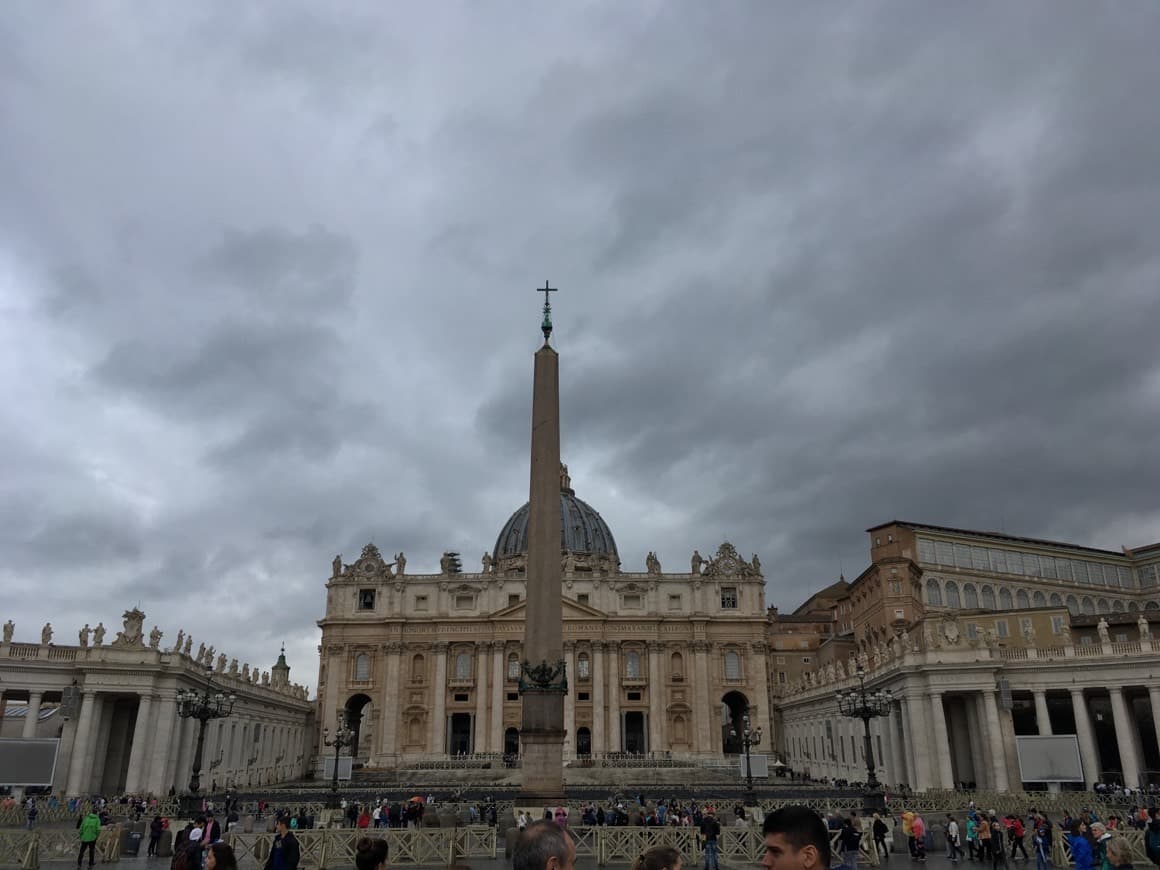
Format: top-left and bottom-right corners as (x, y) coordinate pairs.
(1069, 822), (1094, 870)
(26, 797), (38, 830)
(1146, 809), (1160, 867)
(148, 815), (164, 857)
(202, 811), (222, 846)
(947, 815), (962, 863)
(1032, 821), (1051, 870)
(77, 806), (102, 870)
(872, 813), (890, 858)
(902, 811), (917, 859)
(838, 816), (862, 870)
(513, 819), (576, 870)
(1091, 823), (1112, 870)
(1008, 815), (1028, 862)
(761, 806), (831, 870)
(700, 808), (722, 870)
(1105, 837), (1133, 870)
(967, 812), (981, 861)
(990, 816), (1008, 870)
(634, 846), (682, 870)
(263, 816), (301, 870)
(354, 838), (389, 870)
(206, 844), (238, 870)
(912, 814), (927, 863)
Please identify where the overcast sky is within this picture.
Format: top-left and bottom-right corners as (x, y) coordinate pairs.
(2, 3), (1159, 693)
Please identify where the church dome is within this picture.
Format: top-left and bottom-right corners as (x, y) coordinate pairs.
(492, 466), (619, 564)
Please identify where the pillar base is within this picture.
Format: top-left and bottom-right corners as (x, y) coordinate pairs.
(519, 728), (566, 804)
(862, 788), (886, 815)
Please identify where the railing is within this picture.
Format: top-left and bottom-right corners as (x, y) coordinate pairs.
(0, 826), (122, 869)
(999, 648), (1029, 660)
(1075, 644), (1104, 656)
(6, 644), (41, 659)
(47, 647), (78, 661)
(1111, 641), (1141, 655)
(227, 826), (496, 869)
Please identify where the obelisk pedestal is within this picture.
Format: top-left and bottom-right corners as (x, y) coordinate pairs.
(518, 289), (567, 803)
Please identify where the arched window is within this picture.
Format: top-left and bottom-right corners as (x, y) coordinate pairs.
(1112, 600), (1125, 613)
(926, 579), (943, 606)
(1128, 601), (1141, 612)
(1097, 599), (1110, 614)
(670, 651), (684, 678)
(1066, 595), (1079, 616)
(945, 581), (961, 609)
(672, 715), (688, 743)
(354, 653), (370, 681)
(1082, 597), (1095, 615)
(1016, 590), (1030, 609)
(1049, 593), (1063, 607)
(577, 653), (590, 680)
(507, 654), (521, 680)
(999, 588), (1013, 610)
(964, 584), (979, 609)
(982, 586), (996, 610)
(408, 717), (422, 745)
(455, 651), (471, 680)
(1147, 601), (1160, 611)
(411, 654), (425, 682)
(1032, 591), (1046, 607)
(625, 651), (642, 679)
(724, 651), (741, 680)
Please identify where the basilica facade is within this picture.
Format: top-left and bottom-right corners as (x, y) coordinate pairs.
(315, 468), (771, 768)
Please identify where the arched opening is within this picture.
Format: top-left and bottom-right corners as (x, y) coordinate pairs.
(964, 584), (979, 609)
(1050, 593), (1063, 608)
(1082, 597), (1095, 615)
(1129, 601), (1141, 612)
(411, 654), (425, 682)
(576, 727), (592, 757)
(670, 651), (684, 679)
(999, 588), (1013, 610)
(720, 691), (750, 754)
(1016, 589), (1030, 609)
(624, 711), (646, 754)
(1112, 600), (1125, 613)
(945, 581), (961, 609)
(454, 651), (471, 680)
(354, 653), (370, 681)
(344, 693), (373, 757)
(926, 579), (943, 606)
(1097, 599), (1110, 614)
(1146, 601), (1160, 611)
(625, 650), (642, 679)
(982, 586), (996, 610)
(1033, 591), (1047, 608)
(449, 712), (472, 755)
(1066, 595), (1079, 615)
(504, 727), (520, 757)
(724, 650), (742, 680)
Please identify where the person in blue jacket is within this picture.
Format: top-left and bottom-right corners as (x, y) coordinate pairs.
(1069, 821), (1095, 870)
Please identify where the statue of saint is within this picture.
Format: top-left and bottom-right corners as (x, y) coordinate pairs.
(79, 624), (91, 648)
(93, 622), (106, 645)
(197, 642), (206, 662)
(182, 635), (192, 655)
(482, 552), (493, 574)
(242, 663), (251, 680)
(332, 554), (343, 577)
(217, 654), (227, 673)
(645, 551), (661, 575)
(1139, 614), (1151, 641)
(691, 550), (703, 576)
(149, 626), (162, 649)
(229, 658), (239, 675)
(3, 620), (14, 643)
(1097, 617), (1110, 644)
(1060, 623), (1072, 645)
(41, 622), (53, 645)
(173, 629), (185, 654)
(751, 554), (762, 575)
(394, 552), (406, 577)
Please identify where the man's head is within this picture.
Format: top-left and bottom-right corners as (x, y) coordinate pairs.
(513, 820), (575, 870)
(762, 807), (831, 870)
(276, 816), (290, 833)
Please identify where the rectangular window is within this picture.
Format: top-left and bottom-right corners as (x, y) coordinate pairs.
(721, 587), (738, 609)
(894, 608), (905, 620)
(966, 623), (978, 639)
(453, 693), (468, 702)
(668, 594), (682, 610)
(776, 656), (786, 665)
(358, 589), (376, 610)
(1051, 615), (1065, 634)
(578, 692), (590, 701)
(995, 620), (1009, 638)
(1080, 635), (1093, 646)
(623, 593), (642, 608)
(414, 595), (429, 611)
(891, 581), (902, 595)
(799, 639), (809, 649)
(627, 691), (641, 701)
(778, 671), (786, 684)
(801, 656), (811, 664)
(455, 594), (474, 610)
(507, 692), (519, 701)
(577, 593), (589, 605)
(508, 594), (521, 607)
(1115, 632), (1128, 643)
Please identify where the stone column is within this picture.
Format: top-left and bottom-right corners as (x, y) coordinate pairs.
(903, 694), (933, 790)
(146, 696), (178, 795)
(475, 643), (489, 755)
(647, 642), (663, 755)
(66, 690), (97, 795)
(607, 643), (621, 752)
(1034, 691), (1053, 735)
(490, 642), (505, 753)
(563, 643), (576, 759)
(981, 689), (1010, 791)
(1149, 688), (1160, 769)
(591, 642), (606, 753)
(22, 692), (43, 738)
(430, 643), (448, 755)
(750, 641), (772, 753)
(888, 704), (907, 787)
(930, 692), (955, 789)
(382, 643), (402, 760)
(692, 641), (712, 753)
(1109, 688), (1142, 788)
(966, 694), (988, 788)
(1069, 689), (1100, 789)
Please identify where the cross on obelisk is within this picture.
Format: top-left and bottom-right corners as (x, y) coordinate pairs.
(518, 281), (567, 803)
(537, 280), (557, 343)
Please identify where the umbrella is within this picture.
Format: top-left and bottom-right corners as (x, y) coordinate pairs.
(410, 796), (425, 803)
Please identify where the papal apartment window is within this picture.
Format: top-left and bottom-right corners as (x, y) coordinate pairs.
(358, 589), (376, 610)
(414, 595), (429, 611)
(721, 587), (738, 609)
(776, 656), (786, 665)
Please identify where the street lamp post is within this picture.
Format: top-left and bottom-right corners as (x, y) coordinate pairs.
(323, 713), (354, 810)
(176, 665), (236, 811)
(729, 713), (764, 800)
(835, 666), (893, 813)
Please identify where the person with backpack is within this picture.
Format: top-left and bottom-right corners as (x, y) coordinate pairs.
(873, 813), (890, 858)
(263, 815), (301, 870)
(1033, 821), (1051, 870)
(839, 816), (862, 870)
(947, 815), (962, 863)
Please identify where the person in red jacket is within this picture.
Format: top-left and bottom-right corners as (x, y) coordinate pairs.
(1007, 815), (1028, 861)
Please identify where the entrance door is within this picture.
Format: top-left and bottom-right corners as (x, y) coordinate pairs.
(576, 727), (592, 757)
(449, 713), (472, 756)
(504, 727), (520, 757)
(624, 712), (646, 754)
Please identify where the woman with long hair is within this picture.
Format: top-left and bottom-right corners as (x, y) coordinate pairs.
(205, 843), (238, 870)
(355, 837), (389, 870)
(633, 846), (681, 870)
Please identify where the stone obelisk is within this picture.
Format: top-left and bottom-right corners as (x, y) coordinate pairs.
(518, 282), (567, 802)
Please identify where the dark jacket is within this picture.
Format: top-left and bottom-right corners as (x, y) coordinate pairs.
(263, 831), (301, 870)
(1070, 834), (1095, 870)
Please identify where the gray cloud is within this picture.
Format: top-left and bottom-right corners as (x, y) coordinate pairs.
(1, 2), (1158, 687)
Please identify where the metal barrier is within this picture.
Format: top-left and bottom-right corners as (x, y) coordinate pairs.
(227, 826), (497, 869)
(0, 826), (121, 869)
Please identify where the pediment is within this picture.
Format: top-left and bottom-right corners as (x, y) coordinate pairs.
(490, 597), (608, 620)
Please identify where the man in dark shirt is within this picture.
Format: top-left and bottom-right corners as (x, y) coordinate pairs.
(263, 816), (300, 870)
(701, 809), (722, 870)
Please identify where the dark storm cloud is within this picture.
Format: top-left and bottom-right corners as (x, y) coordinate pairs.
(1, 2), (1158, 681)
